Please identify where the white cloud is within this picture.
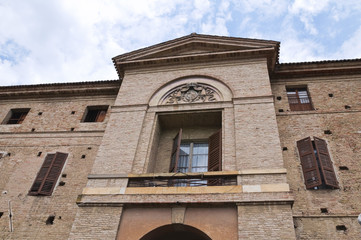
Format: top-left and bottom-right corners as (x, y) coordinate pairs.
(335, 26), (361, 59)
(0, 0), (360, 86)
(192, 0), (212, 20)
(288, 0), (332, 36)
(279, 38), (325, 63)
(289, 0), (331, 15)
(231, 0), (289, 18)
(0, 0), (200, 86)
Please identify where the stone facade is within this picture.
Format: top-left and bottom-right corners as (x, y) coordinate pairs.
(0, 34), (360, 239)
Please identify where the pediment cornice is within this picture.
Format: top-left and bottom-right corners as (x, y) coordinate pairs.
(113, 33), (280, 78)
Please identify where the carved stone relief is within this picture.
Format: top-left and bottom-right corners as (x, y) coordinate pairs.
(160, 83), (221, 105)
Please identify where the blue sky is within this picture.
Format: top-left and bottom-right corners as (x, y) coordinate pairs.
(1, 0), (361, 86)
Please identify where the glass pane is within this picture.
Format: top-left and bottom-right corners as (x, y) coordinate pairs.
(192, 143), (208, 172)
(287, 91), (298, 104)
(298, 90), (310, 103)
(178, 144), (190, 173)
(193, 143), (208, 154)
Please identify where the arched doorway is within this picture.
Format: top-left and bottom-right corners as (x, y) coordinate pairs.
(140, 224), (212, 240)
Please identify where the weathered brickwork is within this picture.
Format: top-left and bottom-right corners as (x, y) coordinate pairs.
(238, 204), (296, 239)
(0, 89), (117, 239)
(78, 36), (294, 239)
(69, 206), (123, 240)
(294, 217), (361, 240)
(1, 34), (360, 239)
(272, 74), (361, 239)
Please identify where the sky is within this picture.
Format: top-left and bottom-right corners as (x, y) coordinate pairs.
(1, 0), (361, 86)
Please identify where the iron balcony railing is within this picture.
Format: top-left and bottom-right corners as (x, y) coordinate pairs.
(127, 173), (237, 187)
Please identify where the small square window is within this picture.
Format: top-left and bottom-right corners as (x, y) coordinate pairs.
(286, 87), (313, 111)
(3, 108), (30, 124)
(82, 106), (108, 122)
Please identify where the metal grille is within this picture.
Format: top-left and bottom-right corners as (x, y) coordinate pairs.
(128, 175), (237, 187)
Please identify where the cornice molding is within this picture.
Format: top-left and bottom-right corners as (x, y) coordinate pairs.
(272, 59), (361, 80)
(0, 80), (120, 99)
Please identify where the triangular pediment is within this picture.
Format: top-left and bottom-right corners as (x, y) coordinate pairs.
(112, 33), (280, 77)
(120, 41), (258, 61)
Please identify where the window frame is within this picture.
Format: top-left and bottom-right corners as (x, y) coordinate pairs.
(177, 140), (209, 173)
(2, 108), (30, 124)
(286, 86), (313, 111)
(169, 128), (222, 173)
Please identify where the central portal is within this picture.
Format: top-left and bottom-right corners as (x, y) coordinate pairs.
(140, 224), (212, 240)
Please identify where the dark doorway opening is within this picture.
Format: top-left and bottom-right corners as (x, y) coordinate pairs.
(140, 224), (212, 240)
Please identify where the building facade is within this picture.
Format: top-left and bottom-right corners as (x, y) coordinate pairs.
(0, 34), (360, 239)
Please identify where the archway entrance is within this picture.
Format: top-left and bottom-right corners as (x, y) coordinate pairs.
(140, 224), (212, 240)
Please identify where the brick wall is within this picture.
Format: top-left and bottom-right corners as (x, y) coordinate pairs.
(238, 204), (296, 239)
(272, 75), (361, 239)
(0, 94), (116, 239)
(69, 206), (123, 240)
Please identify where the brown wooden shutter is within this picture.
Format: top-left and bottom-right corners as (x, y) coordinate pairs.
(169, 129), (182, 172)
(314, 137), (339, 188)
(297, 137), (322, 189)
(287, 88), (313, 111)
(18, 112), (27, 124)
(29, 154), (56, 195)
(208, 129), (222, 171)
(29, 152), (68, 196)
(96, 109), (107, 122)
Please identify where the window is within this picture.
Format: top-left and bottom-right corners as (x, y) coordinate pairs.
(286, 87), (313, 111)
(177, 142), (209, 173)
(82, 106), (108, 122)
(3, 108), (30, 124)
(170, 129), (221, 173)
(297, 137), (338, 189)
(29, 152), (68, 196)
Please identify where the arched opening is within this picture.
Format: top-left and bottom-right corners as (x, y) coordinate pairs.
(148, 75), (233, 106)
(140, 224), (212, 240)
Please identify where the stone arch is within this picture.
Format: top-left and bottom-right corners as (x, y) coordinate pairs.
(140, 224), (212, 240)
(148, 75), (233, 106)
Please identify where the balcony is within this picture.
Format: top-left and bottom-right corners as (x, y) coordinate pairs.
(128, 172), (237, 187)
(78, 169), (292, 206)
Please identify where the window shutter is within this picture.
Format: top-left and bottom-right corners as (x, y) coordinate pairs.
(208, 129), (222, 171)
(29, 154), (56, 195)
(297, 137), (322, 189)
(38, 152), (68, 195)
(29, 152), (68, 196)
(18, 112), (27, 124)
(169, 129), (182, 172)
(96, 110), (107, 122)
(314, 137), (339, 188)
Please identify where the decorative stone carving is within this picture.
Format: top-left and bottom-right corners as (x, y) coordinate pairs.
(161, 83), (220, 105)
